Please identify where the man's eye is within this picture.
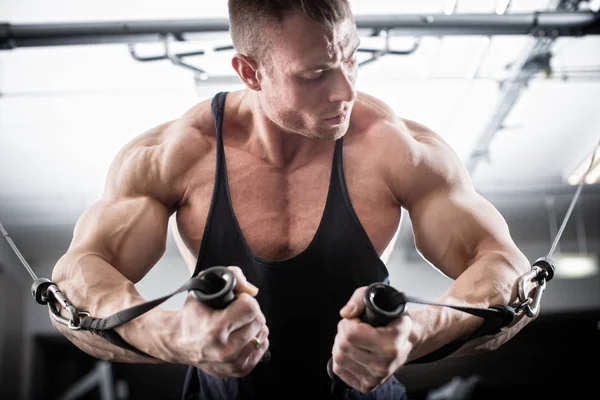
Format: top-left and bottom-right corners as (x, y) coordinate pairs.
(306, 71), (325, 81)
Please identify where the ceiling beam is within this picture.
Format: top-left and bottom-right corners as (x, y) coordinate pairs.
(1, 10), (599, 50)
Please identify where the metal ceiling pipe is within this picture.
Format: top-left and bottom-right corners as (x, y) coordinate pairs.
(1, 11), (599, 50)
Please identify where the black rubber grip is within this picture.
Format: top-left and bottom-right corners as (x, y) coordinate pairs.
(327, 283), (406, 383)
(192, 266), (270, 363)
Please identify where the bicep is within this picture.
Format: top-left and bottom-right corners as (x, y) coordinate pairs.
(69, 195), (172, 283)
(408, 187), (514, 279)
(400, 130), (516, 279)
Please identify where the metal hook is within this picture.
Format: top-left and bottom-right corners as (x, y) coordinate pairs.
(358, 31), (421, 68)
(161, 34), (209, 80)
(128, 43), (205, 62)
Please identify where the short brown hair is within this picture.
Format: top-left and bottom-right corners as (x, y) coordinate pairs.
(227, 0), (351, 60)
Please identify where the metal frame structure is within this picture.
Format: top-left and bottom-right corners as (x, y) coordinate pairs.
(58, 361), (118, 400)
(464, 0), (586, 176)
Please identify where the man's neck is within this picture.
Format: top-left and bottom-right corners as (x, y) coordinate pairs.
(239, 90), (329, 170)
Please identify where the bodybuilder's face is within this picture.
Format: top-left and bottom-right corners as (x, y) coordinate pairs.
(259, 12), (359, 141)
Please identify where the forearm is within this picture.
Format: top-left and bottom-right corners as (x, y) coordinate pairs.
(51, 251), (180, 364)
(406, 247), (531, 362)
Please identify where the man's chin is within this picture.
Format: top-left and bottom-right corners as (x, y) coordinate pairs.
(311, 122), (349, 141)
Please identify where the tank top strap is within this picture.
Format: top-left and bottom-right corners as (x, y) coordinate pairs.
(192, 92), (231, 277)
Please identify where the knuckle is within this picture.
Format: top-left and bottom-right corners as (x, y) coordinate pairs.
(332, 361), (344, 377)
(256, 311), (266, 325)
(207, 326), (226, 345)
(332, 351), (345, 365)
(337, 336), (350, 352)
(345, 328), (360, 344)
(206, 326), (223, 344)
(237, 293), (260, 314)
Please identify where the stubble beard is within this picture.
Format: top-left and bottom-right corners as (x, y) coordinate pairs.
(278, 109), (350, 141)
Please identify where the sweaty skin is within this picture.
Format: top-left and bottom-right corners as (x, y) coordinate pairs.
(51, 10), (532, 394)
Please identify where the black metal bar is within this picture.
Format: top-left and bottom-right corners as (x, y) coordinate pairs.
(214, 45), (234, 52)
(129, 45), (205, 62)
(1, 12), (599, 50)
(359, 11), (599, 36)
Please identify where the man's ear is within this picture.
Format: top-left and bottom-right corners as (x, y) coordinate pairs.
(232, 54), (262, 91)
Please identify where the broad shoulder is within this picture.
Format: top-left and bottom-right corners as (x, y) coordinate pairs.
(350, 92), (471, 207)
(351, 91), (445, 147)
(104, 97), (217, 207)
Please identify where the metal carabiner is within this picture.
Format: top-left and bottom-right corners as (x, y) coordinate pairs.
(48, 302), (90, 330)
(524, 279), (546, 318)
(43, 283), (90, 330)
(515, 257), (555, 318)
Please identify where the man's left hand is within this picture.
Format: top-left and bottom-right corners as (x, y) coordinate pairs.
(331, 286), (413, 393)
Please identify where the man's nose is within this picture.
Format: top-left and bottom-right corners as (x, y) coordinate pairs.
(328, 67), (356, 104)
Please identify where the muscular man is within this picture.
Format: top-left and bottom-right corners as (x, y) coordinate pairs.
(51, 1), (532, 399)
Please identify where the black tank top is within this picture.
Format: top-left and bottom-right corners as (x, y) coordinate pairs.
(181, 92), (407, 400)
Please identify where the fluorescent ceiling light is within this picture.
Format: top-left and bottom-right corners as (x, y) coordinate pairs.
(567, 147), (600, 185)
(553, 253), (599, 279)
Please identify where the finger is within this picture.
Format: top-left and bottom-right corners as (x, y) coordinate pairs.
(243, 326), (270, 365)
(344, 344), (379, 370)
(333, 326), (382, 375)
(227, 312), (265, 350)
(339, 353), (373, 381)
(227, 266), (259, 297)
(335, 355), (382, 394)
(338, 317), (385, 353)
(340, 286), (368, 319)
(221, 292), (264, 333)
(334, 322), (399, 383)
(332, 357), (370, 393)
(232, 327), (270, 375)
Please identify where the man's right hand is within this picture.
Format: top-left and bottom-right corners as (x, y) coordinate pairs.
(175, 266), (269, 378)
